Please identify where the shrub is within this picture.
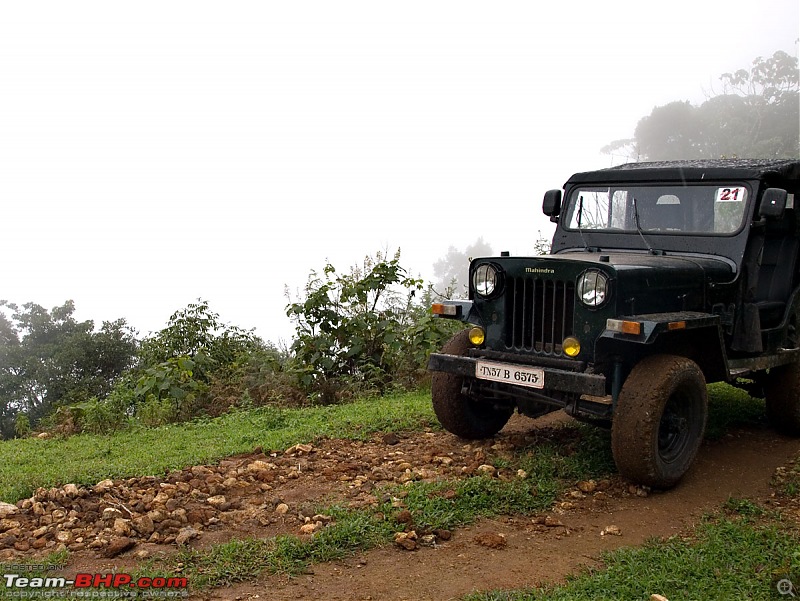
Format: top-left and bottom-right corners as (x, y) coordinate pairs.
(286, 250), (459, 402)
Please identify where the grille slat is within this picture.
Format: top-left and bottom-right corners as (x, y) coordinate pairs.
(505, 277), (575, 355)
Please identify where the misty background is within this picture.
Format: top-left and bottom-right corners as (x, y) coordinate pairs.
(1, 0), (798, 344)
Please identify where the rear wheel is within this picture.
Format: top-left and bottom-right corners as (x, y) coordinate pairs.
(611, 355), (708, 489)
(764, 360), (800, 436)
(432, 330), (513, 439)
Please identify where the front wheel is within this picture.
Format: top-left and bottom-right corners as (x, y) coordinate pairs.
(611, 355), (708, 489)
(432, 330), (513, 439)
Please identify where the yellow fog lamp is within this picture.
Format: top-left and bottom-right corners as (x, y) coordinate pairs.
(562, 336), (581, 357)
(468, 327), (486, 346)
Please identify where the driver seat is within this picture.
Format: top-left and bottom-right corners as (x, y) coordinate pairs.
(754, 214), (799, 328)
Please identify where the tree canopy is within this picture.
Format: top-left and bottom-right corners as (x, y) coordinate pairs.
(603, 50), (799, 161)
(0, 300), (137, 437)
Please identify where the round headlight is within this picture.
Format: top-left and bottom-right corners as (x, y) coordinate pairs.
(473, 263), (501, 298)
(577, 270), (609, 308)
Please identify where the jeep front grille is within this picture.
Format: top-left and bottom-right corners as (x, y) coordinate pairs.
(504, 277), (575, 354)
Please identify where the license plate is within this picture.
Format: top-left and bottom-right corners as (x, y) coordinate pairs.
(475, 360), (544, 389)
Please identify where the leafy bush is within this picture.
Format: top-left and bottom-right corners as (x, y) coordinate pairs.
(138, 300), (262, 368)
(126, 300), (266, 421)
(13, 413), (30, 438)
(133, 354), (210, 420)
(137, 394), (178, 428)
(286, 250), (459, 403)
(206, 346), (307, 411)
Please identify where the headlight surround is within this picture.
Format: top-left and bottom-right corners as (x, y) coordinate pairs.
(577, 269), (610, 308)
(472, 263), (503, 298)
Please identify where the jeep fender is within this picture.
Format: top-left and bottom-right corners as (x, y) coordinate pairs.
(595, 312), (728, 383)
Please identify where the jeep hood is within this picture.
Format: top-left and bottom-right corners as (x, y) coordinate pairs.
(545, 251), (734, 313)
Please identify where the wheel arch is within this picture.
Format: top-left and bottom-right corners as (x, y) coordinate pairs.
(597, 326), (728, 384)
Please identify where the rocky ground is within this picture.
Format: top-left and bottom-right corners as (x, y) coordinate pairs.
(1, 412), (798, 600)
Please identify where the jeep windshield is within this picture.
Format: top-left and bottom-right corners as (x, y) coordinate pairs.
(564, 184), (749, 235)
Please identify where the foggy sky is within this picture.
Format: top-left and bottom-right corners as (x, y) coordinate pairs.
(1, 0), (798, 343)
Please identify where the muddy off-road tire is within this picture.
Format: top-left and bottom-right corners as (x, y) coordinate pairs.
(764, 361), (800, 436)
(611, 355), (708, 489)
(432, 330), (513, 439)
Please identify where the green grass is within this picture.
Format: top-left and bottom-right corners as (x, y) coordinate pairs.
(143, 506), (398, 587)
(464, 512), (800, 601)
(706, 382), (767, 439)
(0, 390), (437, 502)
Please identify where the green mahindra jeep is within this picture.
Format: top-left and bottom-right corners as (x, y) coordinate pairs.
(428, 158), (800, 488)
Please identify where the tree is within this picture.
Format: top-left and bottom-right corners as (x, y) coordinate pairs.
(533, 230), (553, 255)
(432, 238), (493, 297)
(603, 50), (799, 161)
(0, 300), (137, 437)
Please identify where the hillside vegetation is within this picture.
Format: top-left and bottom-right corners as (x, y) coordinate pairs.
(0, 250), (458, 440)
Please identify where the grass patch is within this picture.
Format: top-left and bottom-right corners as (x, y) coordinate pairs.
(464, 514), (800, 601)
(0, 390), (437, 502)
(145, 507), (397, 588)
(705, 382), (766, 440)
(396, 427), (613, 533)
(722, 496), (766, 518)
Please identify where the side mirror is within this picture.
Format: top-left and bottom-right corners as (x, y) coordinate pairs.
(543, 189), (562, 221)
(759, 188), (788, 219)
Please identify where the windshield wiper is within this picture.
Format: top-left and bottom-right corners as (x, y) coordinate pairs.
(576, 196), (595, 252)
(632, 197), (662, 255)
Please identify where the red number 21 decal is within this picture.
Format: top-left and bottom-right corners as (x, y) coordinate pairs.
(720, 188), (739, 201)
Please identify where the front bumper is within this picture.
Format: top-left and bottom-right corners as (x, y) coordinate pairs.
(428, 353), (606, 396)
